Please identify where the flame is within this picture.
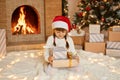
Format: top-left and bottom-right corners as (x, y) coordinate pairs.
(13, 6), (35, 35)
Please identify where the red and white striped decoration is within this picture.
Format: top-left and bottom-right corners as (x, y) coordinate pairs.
(107, 41), (120, 49)
(89, 33), (104, 42)
(0, 29), (6, 57)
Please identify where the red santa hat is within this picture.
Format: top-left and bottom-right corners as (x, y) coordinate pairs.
(52, 16), (71, 32)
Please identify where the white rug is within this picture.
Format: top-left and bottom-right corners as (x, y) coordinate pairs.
(0, 50), (120, 80)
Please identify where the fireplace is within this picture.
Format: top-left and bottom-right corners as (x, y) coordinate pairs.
(6, 0), (45, 51)
(12, 5), (40, 35)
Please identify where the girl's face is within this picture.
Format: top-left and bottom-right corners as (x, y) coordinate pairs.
(54, 29), (67, 39)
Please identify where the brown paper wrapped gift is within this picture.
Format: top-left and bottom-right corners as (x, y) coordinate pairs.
(52, 59), (79, 68)
(108, 31), (120, 41)
(71, 36), (85, 45)
(84, 42), (105, 54)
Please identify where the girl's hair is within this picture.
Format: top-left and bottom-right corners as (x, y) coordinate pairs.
(53, 28), (69, 49)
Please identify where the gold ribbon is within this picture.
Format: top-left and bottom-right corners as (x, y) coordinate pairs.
(69, 58), (72, 67)
(68, 54), (72, 67)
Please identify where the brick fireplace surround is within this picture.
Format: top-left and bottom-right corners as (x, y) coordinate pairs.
(0, 0), (62, 52)
(5, 0), (45, 52)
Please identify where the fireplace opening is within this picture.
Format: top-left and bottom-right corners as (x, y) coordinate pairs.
(11, 5), (40, 35)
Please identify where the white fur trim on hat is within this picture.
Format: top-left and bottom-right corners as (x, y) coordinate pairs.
(52, 21), (68, 31)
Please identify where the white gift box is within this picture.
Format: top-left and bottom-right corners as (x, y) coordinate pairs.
(0, 29), (7, 57)
(112, 26), (120, 32)
(53, 47), (67, 59)
(89, 33), (104, 42)
(89, 24), (100, 33)
(106, 49), (120, 57)
(107, 41), (120, 49)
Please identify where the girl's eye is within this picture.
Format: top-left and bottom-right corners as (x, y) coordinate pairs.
(55, 30), (66, 33)
(62, 31), (66, 33)
(56, 31), (60, 33)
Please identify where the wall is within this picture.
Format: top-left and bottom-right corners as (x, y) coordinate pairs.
(68, 0), (79, 22)
(0, 0), (6, 29)
(45, 0), (62, 39)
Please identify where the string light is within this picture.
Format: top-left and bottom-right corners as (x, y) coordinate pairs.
(0, 49), (119, 79)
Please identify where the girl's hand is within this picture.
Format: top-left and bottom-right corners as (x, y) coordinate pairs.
(73, 55), (79, 63)
(48, 56), (54, 64)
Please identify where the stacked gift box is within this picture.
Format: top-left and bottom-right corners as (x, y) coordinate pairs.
(0, 29), (7, 57)
(84, 24), (105, 54)
(68, 29), (85, 50)
(106, 26), (120, 58)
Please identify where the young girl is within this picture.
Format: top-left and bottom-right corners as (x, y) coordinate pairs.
(44, 16), (79, 75)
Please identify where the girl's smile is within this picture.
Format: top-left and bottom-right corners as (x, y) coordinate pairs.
(54, 29), (67, 39)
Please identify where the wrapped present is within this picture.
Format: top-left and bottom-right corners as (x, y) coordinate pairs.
(112, 26), (120, 32)
(53, 47), (67, 59)
(0, 29), (7, 57)
(89, 33), (104, 42)
(106, 49), (120, 57)
(89, 24), (100, 33)
(71, 36), (85, 45)
(107, 41), (120, 49)
(68, 29), (85, 45)
(108, 31), (120, 41)
(84, 42), (105, 54)
(52, 59), (79, 68)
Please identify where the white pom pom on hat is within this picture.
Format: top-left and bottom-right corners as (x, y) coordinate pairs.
(52, 16), (71, 32)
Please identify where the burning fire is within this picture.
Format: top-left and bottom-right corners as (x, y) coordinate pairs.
(12, 6), (37, 35)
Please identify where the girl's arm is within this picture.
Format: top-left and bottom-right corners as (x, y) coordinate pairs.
(68, 37), (76, 54)
(44, 36), (54, 62)
(68, 37), (79, 62)
(44, 48), (50, 62)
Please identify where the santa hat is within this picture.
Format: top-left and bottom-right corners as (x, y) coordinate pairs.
(52, 16), (71, 32)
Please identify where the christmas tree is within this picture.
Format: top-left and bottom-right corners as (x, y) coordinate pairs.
(62, 0), (68, 16)
(72, 0), (120, 30)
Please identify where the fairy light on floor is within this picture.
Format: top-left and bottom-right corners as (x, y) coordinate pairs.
(109, 66), (120, 74)
(0, 56), (5, 61)
(15, 53), (21, 56)
(7, 64), (12, 68)
(34, 76), (38, 80)
(83, 75), (89, 80)
(0, 48), (119, 80)
(97, 62), (106, 66)
(0, 68), (2, 72)
(67, 72), (81, 80)
(87, 55), (120, 75)
(0, 50), (44, 80)
(10, 58), (20, 65)
(23, 77), (27, 80)
(7, 75), (17, 79)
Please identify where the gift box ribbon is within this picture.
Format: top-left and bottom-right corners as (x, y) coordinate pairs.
(68, 54), (72, 67)
(69, 58), (72, 67)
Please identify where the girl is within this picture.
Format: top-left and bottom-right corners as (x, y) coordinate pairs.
(44, 16), (79, 75)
